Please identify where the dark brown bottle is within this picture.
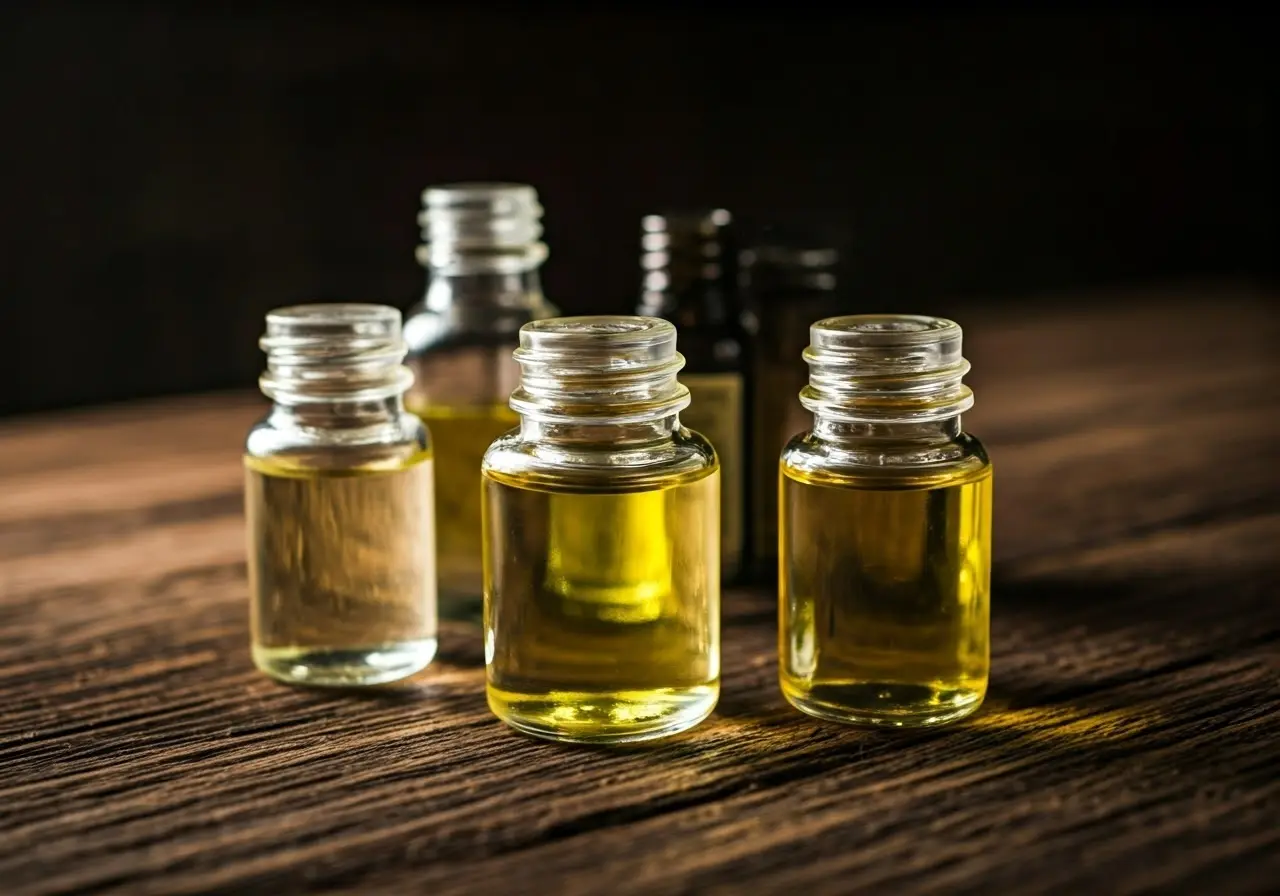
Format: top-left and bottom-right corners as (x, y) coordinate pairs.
(637, 209), (752, 582)
(739, 231), (841, 579)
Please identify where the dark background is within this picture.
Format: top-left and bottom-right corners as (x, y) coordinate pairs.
(1, 3), (1274, 417)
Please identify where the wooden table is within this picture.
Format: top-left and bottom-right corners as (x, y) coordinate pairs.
(2, 288), (1277, 894)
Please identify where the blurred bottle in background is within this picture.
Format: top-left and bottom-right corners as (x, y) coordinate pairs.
(637, 209), (752, 582)
(740, 229), (841, 579)
(404, 183), (559, 620)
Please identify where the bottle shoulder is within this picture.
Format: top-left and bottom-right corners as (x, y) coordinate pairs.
(404, 298), (560, 355)
(482, 426), (717, 492)
(245, 410), (430, 471)
(781, 430), (992, 489)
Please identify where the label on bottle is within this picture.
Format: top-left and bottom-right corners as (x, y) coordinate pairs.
(752, 357), (809, 565)
(680, 371), (745, 577)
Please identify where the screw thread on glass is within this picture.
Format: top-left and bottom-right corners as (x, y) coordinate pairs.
(415, 182), (549, 280)
(259, 304), (416, 405)
(511, 316), (690, 426)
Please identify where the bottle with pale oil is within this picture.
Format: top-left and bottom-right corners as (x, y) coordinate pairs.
(779, 314), (992, 727)
(245, 304), (436, 687)
(482, 316), (721, 743)
(404, 183), (558, 620)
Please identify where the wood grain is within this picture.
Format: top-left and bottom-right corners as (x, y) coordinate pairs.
(1, 291), (1277, 895)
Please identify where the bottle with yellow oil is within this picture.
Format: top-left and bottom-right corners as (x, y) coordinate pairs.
(482, 316), (721, 743)
(245, 304), (436, 687)
(779, 314), (992, 727)
(404, 183), (558, 620)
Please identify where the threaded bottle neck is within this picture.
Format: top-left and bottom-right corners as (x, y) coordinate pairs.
(801, 314), (973, 426)
(637, 209), (736, 322)
(415, 182), (548, 276)
(509, 316), (689, 425)
(258, 304), (414, 405)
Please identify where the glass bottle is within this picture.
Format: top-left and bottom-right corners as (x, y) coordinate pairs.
(482, 316), (721, 743)
(637, 209), (751, 581)
(245, 304), (436, 686)
(740, 235), (841, 578)
(404, 182), (559, 620)
(779, 314), (992, 727)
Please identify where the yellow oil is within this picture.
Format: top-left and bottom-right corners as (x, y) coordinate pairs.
(245, 453), (437, 686)
(408, 402), (517, 619)
(779, 462), (992, 727)
(483, 465), (721, 743)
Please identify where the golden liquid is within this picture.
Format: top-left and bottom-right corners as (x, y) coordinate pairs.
(245, 454), (437, 686)
(483, 466), (721, 743)
(409, 403), (517, 620)
(779, 462), (992, 727)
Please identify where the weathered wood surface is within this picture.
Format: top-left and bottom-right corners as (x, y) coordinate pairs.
(1, 289), (1277, 895)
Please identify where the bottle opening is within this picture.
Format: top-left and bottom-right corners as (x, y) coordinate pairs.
(265, 303), (402, 336)
(423, 182), (539, 205)
(814, 314), (958, 343)
(525, 315), (668, 339)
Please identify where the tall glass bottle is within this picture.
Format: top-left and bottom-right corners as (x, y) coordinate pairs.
(245, 304), (437, 687)
(482, 316), (721, 743)
(404, 183), (558, 619)
(739, 235), (840, 577)
(779, 314), (992, 727)
(637, 209), (750, 581)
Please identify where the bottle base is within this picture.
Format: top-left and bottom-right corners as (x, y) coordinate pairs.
(782, 680), (986, 728)
(487, 684), (718, 744)
(253, 639), (437, 687)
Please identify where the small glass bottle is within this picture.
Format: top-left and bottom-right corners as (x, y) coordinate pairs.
(404, 183), (559, 620)
(245, 304), (436, 686)
(482, 316), (721, 743)
(739, 234), (841, 578)
(637, 209), (751, 581)
(779, 315), (992, 727)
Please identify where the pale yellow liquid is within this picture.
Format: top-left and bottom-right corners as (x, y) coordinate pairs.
(780, 463), (992, 727)
(409, 403), (517, 620)
(245, 454), (437, 686)
(483, 466), (721, 743)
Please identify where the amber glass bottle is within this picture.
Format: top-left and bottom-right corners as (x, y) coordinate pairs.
(637, 209), (751, 581)
(739, 233), (840, 577)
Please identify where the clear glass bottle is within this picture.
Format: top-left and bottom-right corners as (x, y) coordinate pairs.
(739, 234), (841, 578)
(637, 209), (751, 582)
(482, 316), (721, 743)
(404, 183), (558, 620)
(779, 314), (992, 727)
(245, 304), (436, 686)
